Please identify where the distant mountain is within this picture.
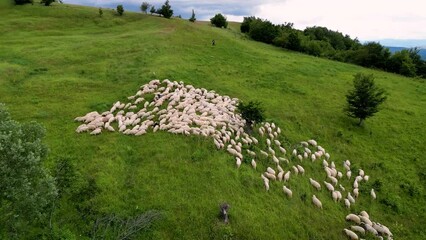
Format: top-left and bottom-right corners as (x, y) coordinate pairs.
(386, 46), (426, 60)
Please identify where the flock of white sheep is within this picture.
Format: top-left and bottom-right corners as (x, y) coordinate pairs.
(74, 79), (392, 239)
(344, 211), (393, 239)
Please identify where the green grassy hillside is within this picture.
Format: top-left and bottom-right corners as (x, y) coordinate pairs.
(1, 3), (425, 239)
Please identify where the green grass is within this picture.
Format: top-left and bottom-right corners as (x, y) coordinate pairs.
(1, 2), (426, 239)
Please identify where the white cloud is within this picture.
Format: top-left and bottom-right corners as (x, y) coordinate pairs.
(255, 0), (426, 40)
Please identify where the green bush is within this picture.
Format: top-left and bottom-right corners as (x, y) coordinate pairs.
(210, 13), (228, 28)
(237, 101), (265, 128)
(116, 4), (124, 16)
(40, 0), (55, 6)
(0, 103), (57, 236)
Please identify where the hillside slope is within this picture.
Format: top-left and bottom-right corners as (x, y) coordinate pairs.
(0, 3), (425, 239)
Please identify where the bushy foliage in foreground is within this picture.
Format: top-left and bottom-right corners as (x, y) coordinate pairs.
(0, 104), (57, 237)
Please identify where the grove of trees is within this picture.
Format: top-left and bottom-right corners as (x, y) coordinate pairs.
(240, 17), (426, 79)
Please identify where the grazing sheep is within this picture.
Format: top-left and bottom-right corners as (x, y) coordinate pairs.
(343, 229), (359, 240)
(311, 154), (316, 162)
(292, 149), (297, 156)
(309, 178), (321, 191)
(279, 146), (286, 154)
(344, 198), (351, 208)
(350, 225), (365, 235)
(296, 165), (305, 175)
(272, 155), (279, 164)
(312, 195), (322, 209)
(308, 139), (317, 146)
(339, 184), (346, 192)
(297, 154), (303, 161)
(359, 216), (372, 226)
(323, 159), (329, 167)
(371, 189), (376, 200)
(324, 181), (334, 192)
(337, 171), (343, 179)
(363, 223), (378, 235)
(346, 214), (361, 224)
(251, 159), (257, 169)
(292, 166), (299, 175)
(359, 169), (365, 177)
(347, 193), (355, 204)
(353, 180), (358, 189)
(301, 141), (309, 147)
(264, 179), (270, 191)
(267, 167), (276, 175)
(284, 171), (291, 182)
(364, 175), (369, 182)
(260, 150), (269, 157)
(359, 211), (369, 219)
(274, 140), (281, 146)
(328, 176), (338, 186)
(90, 128), (102, 135)
(332, 191), (338, 202)
(264, 172), (276, 180)
(325, 153), (330, 160)
(277, 171), (284, 181)
(236, 157), (242, 168)
(282, 185), (293, 198)
(277, 165), (284, 173)
(353, 188), (359, 198)
(266, 139), (271, 146)
(346, 170), (352, 179)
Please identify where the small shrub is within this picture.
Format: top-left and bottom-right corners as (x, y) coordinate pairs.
(98, 7), (103, 17)
(237, 101), (265, 128)
(116, 4), (124, 16)
(160, 0), (173, 19)
(210, 13), (228, 28)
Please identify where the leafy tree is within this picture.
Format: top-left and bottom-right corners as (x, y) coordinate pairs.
(240, 16), (255, 33)
(98, 7), (103, 17)
(116, 4), (124, 16)
(160, 0), (173, 19)
(387, 50), (416, 77)
(248, 18), (278, 44)
(189, 9), (196, 22)
(345, 73), (387, 125)
(150, 6), (156, 15)
(237, 101), (265, 129)
(286, 31), (301, 51)
(210, 13), (228, 28)
(140, 2), (150, 14)
(351, 42), (390, 69)
(0, 104), (57, 236)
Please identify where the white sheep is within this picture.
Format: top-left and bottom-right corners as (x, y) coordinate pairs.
(312, 195), (322, 209)
(308, 139), (317, 146)
(277, 165), (284, 173)
(296, 165), (305, 175)
(309, 178), (321, 191)
(350, 225), (365, 235)
(359, 210), (369, 219)
(277, 171), (284, 181)
(347, 193), (355, 204)
(346, 170), (352, 179)
(339, 184), (346, 192)
(292, 166), (299, 175)
(344, 198), (351, 208)
(371, 189), (376, 200)
(282, 185), (293, 198)
(324, 181), (334, 192)
(346, 214), (361, 224)
(90, 128), (101, 135)
(264, 172), (276, 180)
(267, 167), (276, 175)
(353, 188), (359, 198)
(343, 229), (358, 240)
(236, 157), (242, 168)
(328, 176), (338, 186)
(279, 146), (286, 154)
(284, 171), (291, 182)
(251, 159), (257, 169)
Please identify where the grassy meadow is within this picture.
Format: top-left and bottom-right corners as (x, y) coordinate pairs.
(0, 2), (425, 239)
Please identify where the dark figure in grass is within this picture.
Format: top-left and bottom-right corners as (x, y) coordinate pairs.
(212, 39), (216, 46)
(219, 203), (230, 223)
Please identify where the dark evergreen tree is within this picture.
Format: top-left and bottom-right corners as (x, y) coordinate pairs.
(237, 101), (265, 129)
(345, 73), (387, 125)
(116, 4), (124, 16)
(160, 0), (173, 19)
(189, 9), (196, 22)
(150, 6), (156, 15)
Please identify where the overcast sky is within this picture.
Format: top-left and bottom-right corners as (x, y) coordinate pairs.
(65, 0), (426, 47)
